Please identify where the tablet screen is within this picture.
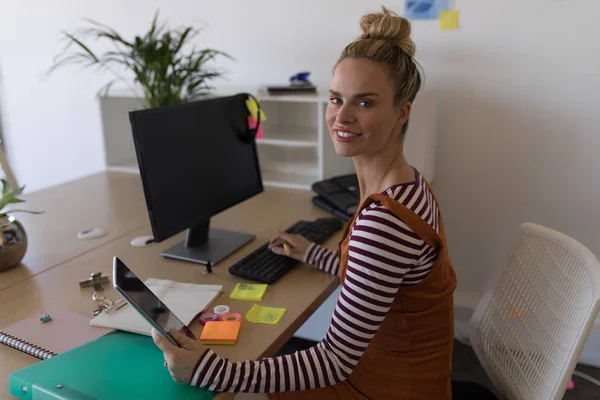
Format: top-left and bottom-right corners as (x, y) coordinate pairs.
(112, 257), (195, 345)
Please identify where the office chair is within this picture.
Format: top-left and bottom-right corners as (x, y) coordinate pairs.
(467, 223), (600, 399)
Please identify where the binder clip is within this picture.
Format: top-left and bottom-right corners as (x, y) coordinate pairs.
(79, 272), (109, 291)
(201, 261), (213, 276)
(40, 311), (52, 323)
(92, 293), (126, 316)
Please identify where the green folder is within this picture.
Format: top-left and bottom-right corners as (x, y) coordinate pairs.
(9, 331), (217, 400)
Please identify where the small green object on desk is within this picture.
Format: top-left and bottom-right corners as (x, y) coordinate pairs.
(40, 312), (52, 323)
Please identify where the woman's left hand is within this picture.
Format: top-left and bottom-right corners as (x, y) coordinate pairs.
(152, 328), (208, 384)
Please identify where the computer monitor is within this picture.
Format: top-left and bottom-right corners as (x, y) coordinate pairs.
(128, 93), (263, 267)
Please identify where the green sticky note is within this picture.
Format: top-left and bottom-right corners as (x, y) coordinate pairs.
(230, 283), (268, 301)
(440, 9), (460, 30)
(245, 99), (267, 121)
(245, 304), (286, 326)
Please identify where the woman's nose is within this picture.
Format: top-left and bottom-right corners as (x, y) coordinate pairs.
(336, 105), (355, 124)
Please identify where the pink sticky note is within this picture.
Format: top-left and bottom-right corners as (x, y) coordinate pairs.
(248, 116), (264, 139)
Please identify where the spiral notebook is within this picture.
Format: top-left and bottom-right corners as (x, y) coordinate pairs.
(0, 307), (113, 360)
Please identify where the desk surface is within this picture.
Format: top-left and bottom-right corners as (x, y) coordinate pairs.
(0, 173), (342, 399)
(0, 172), (150, 291)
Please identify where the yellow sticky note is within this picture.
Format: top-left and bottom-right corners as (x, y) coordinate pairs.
(246, 304), (286, 325)
(245, 99), (267, 121)
(230, 283), (268, 301)
(440, 10), (459, 30)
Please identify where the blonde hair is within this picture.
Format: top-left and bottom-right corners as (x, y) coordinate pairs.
(335, 6), (422, 133)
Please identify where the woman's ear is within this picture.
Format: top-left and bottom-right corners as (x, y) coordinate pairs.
(395, 101), (412, 126)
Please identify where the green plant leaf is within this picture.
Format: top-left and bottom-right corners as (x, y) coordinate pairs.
(62, 32), (99, 62)
(4, 209), (44, 215)
(0, 196), (25, 213)
(1, 180), (10, 197)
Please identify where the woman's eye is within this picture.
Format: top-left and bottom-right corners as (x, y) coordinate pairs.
(330, 97), (342, 105)
(359, 100), (373, 108)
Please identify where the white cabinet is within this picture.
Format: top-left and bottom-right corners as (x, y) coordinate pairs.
(250, 94), (357, 190)
(99, 86), (437, 188)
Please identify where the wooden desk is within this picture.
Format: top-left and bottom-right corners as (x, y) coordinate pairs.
(0, 184), (342, 398)
(0, 172), (150, 291)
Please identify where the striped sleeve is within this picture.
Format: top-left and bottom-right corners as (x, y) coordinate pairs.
(303, 243), (340, 276)
(189, 204), (426, 393)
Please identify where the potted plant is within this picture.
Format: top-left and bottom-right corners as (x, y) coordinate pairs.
(0, 180), (43, 272)
(46, 11), (232, 108)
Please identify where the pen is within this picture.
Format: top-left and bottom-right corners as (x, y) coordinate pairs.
(283, 241), (291, 256)
(279, 229), (291, 256)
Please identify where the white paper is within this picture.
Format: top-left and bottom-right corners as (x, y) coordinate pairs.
(90, 278), (223, 336)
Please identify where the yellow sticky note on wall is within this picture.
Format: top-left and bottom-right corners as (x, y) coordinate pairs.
(440, 10), (460, 30)
(246, 99), (267, 121)
(246, 304), (286, 325)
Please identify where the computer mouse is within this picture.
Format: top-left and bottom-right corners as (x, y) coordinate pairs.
(130, 235), (155, 247)
(77, 228), (107, 240)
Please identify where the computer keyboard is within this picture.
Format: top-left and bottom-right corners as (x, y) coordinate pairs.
(228, 217), (345, 284)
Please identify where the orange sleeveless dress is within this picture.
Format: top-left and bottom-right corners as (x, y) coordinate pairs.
(269, 182), (457, 399)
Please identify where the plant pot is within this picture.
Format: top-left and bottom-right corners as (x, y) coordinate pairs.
(0, 217), (27, 272)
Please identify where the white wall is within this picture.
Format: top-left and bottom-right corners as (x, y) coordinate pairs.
(431, 1), (600, 303)
(1, 0), (599, 316)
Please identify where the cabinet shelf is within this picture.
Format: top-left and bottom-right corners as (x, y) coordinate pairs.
(256, 126), (318, 148)
(106, 160), (139, 174)
(261, 170), (318, 190)
(257, 138), (317, 148)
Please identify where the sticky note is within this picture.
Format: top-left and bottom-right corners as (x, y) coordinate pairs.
(230, 283), (268, 301)
(439, 9), (459, 30)
(199, 321), (241, 345)
(248, 116), (264, 139)
(246, 99), (267, 121)
(246, 304), (286, 326)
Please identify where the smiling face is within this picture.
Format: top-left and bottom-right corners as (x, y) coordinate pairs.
(326, 57), (410, 158)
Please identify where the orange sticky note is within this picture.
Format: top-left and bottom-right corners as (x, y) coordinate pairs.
(248, 116), (264, 139)
(199, 321), (241, 345)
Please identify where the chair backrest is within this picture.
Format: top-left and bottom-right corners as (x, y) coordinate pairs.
(469, 223), (600, 400)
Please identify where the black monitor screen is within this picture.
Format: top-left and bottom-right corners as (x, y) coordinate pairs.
(129, 94), (263, 242)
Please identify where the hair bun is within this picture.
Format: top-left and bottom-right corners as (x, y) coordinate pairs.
(359, 6), (415, 58)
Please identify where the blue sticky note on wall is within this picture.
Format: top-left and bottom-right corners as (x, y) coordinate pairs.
(405, 0), (450, 20)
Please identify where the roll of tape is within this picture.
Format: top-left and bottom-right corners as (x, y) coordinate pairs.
(220, 312), (242, 322)
(198, 312), (219, 326)
(213, 305), (230, 317)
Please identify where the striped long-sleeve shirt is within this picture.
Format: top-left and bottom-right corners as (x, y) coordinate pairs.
(190, 171), (440, 393)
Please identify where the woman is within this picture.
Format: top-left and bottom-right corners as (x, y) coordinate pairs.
(153, 6), (457, 399)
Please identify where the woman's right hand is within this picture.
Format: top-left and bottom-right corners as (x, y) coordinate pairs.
(268, 231), (312, 262)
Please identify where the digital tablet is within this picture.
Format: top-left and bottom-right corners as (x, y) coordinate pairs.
(112, 256), (196, 347)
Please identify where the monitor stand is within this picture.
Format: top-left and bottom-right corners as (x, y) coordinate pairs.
(161, 218), (255, 267)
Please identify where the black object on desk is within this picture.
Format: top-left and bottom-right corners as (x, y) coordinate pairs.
(311, 174), (359, 219)
(228, 217), (344, 284)
(311, 196), (352, 221)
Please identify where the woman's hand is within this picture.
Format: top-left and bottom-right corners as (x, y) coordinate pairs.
(268, 231), (312, 262)
(152, 328), (208, 384)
